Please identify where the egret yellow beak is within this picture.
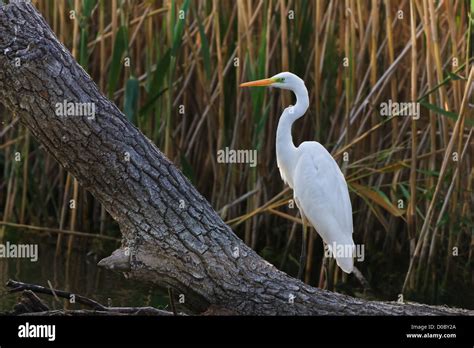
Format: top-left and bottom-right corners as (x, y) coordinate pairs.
(240, 78), (275, 88)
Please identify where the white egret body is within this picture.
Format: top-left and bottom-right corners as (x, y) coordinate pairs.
(240, 72), (355, 274)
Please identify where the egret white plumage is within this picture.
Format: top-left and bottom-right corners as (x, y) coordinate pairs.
(240, 72), (355, 276)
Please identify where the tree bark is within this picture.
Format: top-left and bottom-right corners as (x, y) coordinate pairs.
(0, 1), (471, 316)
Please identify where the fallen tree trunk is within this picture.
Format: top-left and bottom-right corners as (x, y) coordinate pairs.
(0, 1), (471, 316)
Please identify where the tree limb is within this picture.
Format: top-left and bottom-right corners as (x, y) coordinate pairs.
(6, 280), (179, 316)
(6, 279), (107, 310)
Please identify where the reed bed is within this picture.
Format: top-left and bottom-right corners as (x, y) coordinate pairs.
(0, 0), (472, 308)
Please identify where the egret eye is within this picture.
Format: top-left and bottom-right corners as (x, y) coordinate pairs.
(275, 77), (285, 83)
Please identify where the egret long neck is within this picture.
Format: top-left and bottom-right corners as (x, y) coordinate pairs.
(276, 84), (309, 186)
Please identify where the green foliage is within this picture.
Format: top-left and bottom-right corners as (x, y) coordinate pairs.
(420, 98), (474, 126)
(108, 26), (128, 98)
(124, 77), (140, 122)
(196, 8), (211, 80)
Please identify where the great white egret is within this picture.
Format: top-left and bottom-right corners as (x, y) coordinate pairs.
(240, 72), (355, 276)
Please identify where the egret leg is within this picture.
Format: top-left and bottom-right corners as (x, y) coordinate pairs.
(319, 243), (329, 289)
(322, 253), (329, 289)
(297, 217), (308, 281)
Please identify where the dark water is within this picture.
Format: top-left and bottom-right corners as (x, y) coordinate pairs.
(0, 232), (168, 313)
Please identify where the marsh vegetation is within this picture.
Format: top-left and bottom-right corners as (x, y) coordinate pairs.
(0, 0), (472, 310)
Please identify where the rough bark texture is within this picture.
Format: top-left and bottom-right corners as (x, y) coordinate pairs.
(0, 1), (471, 316)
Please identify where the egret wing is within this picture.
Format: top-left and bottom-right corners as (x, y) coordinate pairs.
(293, 142), (354, 273)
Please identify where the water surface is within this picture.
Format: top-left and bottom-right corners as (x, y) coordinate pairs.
(0, 232), (168, 313)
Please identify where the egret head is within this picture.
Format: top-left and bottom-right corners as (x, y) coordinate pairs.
(240, 72), (305, 92)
